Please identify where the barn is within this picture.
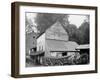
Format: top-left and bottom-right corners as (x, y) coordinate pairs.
(36, 21), (79, 65)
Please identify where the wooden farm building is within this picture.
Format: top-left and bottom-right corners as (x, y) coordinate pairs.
(33, 21), (80, 66)
(76, 44), (90, 64)
(26, 32), (37, 56)
(37, 21), (79, 57)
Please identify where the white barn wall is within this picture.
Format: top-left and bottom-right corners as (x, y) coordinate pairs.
(37, 33), (45, 51)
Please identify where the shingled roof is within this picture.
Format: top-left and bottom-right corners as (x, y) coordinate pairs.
(46, 39), (79, 52)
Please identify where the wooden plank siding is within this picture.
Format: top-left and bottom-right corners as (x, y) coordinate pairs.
(46, 21), (69, 41)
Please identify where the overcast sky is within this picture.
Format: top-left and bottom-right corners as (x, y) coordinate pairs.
(68, 15), (87, 28)
(26, 13), (88, 28)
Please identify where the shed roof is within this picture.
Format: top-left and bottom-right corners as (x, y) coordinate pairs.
(76, 44), (89, 50)
(30, 51), (44, 56)
(46, 39), (79, 51)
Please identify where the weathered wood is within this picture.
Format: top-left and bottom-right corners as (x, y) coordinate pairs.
(46, 21), (69, 41)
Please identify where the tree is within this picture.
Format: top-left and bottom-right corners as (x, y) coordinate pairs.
(63, 24), (79, 43)
(25, 15), (34, 34)
(35, 13), (69, 34)
(78, 21), (90, 44)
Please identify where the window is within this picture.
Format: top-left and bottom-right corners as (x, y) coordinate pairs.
(62, 52), (67, 56)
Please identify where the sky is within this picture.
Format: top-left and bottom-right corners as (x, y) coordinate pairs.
(68, 15), (87, 28)
(26, 13), (88, 29)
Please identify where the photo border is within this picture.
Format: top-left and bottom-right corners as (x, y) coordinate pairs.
(11, 2), (98, 78)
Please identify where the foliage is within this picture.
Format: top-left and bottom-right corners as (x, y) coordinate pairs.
(26, 13), (89, 45)
(78, 21), (90, 44)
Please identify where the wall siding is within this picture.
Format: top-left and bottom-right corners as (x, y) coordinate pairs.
(46, 21), (69, 41)
(37, 33), (45, 52)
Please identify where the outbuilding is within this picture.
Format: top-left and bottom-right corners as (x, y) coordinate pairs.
(37, 21), (79, 58)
